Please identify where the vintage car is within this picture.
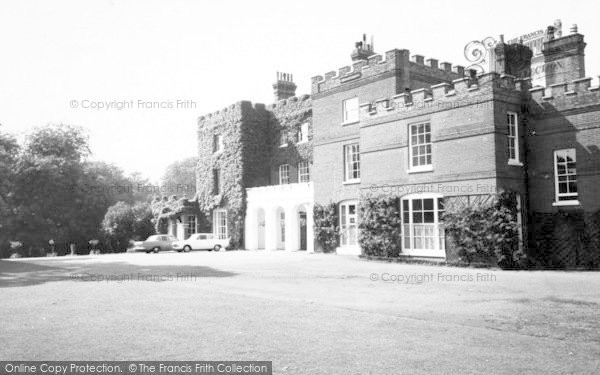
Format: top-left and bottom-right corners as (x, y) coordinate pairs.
(172, 233), (230, 252)
(132, 235), (179, 253)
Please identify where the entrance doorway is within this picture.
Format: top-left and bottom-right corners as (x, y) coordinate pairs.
(299, 211), (307, 250)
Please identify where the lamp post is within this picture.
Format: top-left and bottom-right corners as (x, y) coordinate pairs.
(48, 239), (55, 256)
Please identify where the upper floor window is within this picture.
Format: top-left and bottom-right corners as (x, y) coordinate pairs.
(213, 134), (223, 153)
(213, 168), (221, 194)
(297, 122), (309, 143)
(553, 149), (579, 205)
(344, 143), (360, 182)
(279, 164), (290, 184)
(298, 161), (310, 183)
(342, 97), (359, 124)
(408, 122), (432, 172)
(279, 129), (288, 147)
(507, 112), (521, 164)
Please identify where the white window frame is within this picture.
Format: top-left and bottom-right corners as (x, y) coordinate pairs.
(279, 164), (290, 185)
(279, 128), (288, 147)
(401, 193), (445, 257)
(408, 122), (433, 173)
(213, 134), (223, 154)
(298, 161), (310, 183)
(553, 148), (580, 206)
(184, 215), (197, 239)
(213, 209), (228, 239)
(297, 122), (309, 144)
(343, 143), (360, 183)
(342, 97), (359, 125)
(507, 112), (522, 165)
(339, 200), (359, 248)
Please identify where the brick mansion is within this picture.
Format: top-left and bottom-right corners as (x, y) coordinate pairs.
(163, 20), (600, 266)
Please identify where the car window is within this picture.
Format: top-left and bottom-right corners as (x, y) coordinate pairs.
(147, 235), (159, 241)
(199, 235), (206, 240)
(207, 234), (214, 239)
(160, 236), (168, 241)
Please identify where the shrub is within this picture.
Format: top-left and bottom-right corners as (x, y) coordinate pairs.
(358, 197), (402, 257)
(102, 201), (154, 252)
(443, 191), (522, 269)
(313, 202), (339, 253)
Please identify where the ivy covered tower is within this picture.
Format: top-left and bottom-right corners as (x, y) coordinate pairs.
(196, 75), (312, 249)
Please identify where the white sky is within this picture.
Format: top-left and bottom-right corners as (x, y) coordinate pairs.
(1, 0), (598, 182)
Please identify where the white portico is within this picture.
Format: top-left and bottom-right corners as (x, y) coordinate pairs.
(245, 182), (314, 252)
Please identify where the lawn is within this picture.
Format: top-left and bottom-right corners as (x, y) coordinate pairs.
(1, 251), (599, 374)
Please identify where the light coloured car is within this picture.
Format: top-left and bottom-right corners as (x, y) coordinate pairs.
(132, 235), (178, 253)
(172, 233), (230, 252)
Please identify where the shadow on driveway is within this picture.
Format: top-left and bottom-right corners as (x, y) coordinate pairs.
(0, 259), (237, 288)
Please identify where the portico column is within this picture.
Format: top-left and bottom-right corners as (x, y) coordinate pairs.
(307, 204), (315, 253)
(264, 206), (278, 251)
(285, 206), (298, 251)
(245, 207), (258, 250)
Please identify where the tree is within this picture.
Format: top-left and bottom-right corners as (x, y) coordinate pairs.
(23, 124), (89, 161)
(0, 125), (19, 256)
(2, 124), (155, 256)
(161, 157), (198, 198)
(102, 201), (154, 252)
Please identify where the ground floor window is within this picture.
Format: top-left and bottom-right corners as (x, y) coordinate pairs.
(169, 220), (177, 237)
(184, 215), (197, 239)
(340, 201), (358, 247)
(401, 195), (445, 255)
(213, 209), (227, 239)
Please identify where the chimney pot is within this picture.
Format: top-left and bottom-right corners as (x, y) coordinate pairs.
(570, 24), (578, 34)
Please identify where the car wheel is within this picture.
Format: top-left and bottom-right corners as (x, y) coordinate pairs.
(176, 249), (182, 253)
(152, 247), (160, 253)
(183, 245), (191, 252)
(213, 245), (221, 252)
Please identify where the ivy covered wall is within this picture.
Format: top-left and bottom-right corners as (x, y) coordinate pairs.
(150, 195), (206, 234)
(266, 95), (312, 184)
(197, 96), (312, 249)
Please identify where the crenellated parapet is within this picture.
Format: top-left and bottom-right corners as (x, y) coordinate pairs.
(529, 77), (600, 109)
(198, 102), (245, 129)
(198, 95), (312, 128)
(359, 73), (522, 118)
(266, 94), (311, 113)
(311, 49), (465, 95)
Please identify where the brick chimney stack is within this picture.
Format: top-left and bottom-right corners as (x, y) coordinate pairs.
(541, 25), (586, 86)
(273, 72), (297, 101)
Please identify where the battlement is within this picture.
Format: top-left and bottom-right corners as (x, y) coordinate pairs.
(359, 73), (523, 118)
(198, 95), (312, 126)
(311, 49), (465, 95)
(529, 77), (600, 106)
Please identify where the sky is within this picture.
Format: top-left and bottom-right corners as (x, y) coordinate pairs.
(0, 0), (598, 182)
